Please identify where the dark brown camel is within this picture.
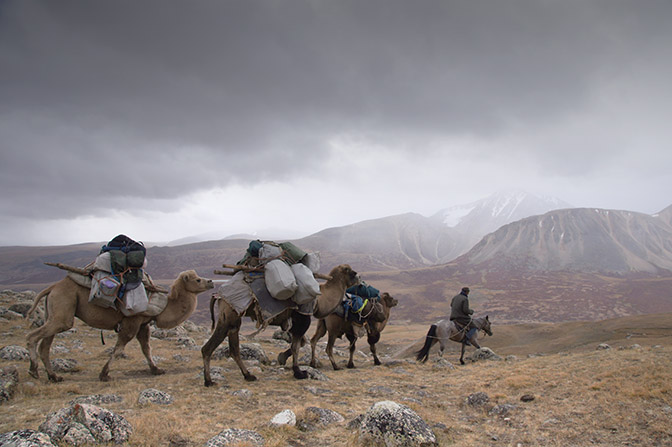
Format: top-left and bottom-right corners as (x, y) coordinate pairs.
(309, 292), (398, 370)
(201, 264), (359, 385)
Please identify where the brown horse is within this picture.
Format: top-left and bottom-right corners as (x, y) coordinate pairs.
(201, 264), (359, 385)
(416, 316), (492, 365)
(309, 292), (398, 370)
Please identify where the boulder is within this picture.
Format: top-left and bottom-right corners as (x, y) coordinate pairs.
(0, 365), (19, 404)
(205, 428), (264, 447)
(0, 429), (57, 447)
(358, 400), (438, 447)
(39, 403), (132, 445)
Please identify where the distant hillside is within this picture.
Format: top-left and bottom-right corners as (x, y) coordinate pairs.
(461, 207), (672, 274)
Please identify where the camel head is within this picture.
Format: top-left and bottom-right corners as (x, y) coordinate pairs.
(175, 270), (214, 294)
(381, 292), (398, 309)
(328, 264), (359, 288)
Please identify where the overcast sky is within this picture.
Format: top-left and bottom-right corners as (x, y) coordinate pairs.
(1, 0), (671, 246)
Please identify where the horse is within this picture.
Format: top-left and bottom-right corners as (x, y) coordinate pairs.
(309, 292), (398, 370)
(416, 315), (492, 365)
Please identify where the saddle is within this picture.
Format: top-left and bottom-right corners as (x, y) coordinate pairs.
(447, 320), (476, 344)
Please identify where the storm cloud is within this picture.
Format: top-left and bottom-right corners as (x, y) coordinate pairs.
(1, 0), (671, 245)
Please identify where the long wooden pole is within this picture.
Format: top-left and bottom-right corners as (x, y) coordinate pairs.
(217, 263), (332, 281)
(45, 262), (169, 294)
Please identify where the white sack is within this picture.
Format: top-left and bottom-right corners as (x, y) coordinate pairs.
(265, 259), (298, 300)
(301, 252), (321, 273)
(259, 243), (282, 259)
(93, 251), (112, 272)
(291, 263), (321, 305)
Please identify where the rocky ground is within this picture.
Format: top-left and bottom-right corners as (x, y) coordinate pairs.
(1, 289), (671, 446)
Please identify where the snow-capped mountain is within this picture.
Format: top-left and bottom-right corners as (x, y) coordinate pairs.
(432, 190), (573, 257)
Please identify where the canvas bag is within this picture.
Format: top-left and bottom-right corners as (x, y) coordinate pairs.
(217, 271), (254, 315)
(89, 270), (120, 309)
(120, 283), (149, 316)
(291, 263), (321, 305)
(264, 259), (298, 300)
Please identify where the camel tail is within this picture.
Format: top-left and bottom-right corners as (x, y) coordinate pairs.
(26, 285), (54, 319)
(416, 324), (438, 363)
(209, 295), (218, 330)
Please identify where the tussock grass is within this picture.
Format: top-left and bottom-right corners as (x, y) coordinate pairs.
(1, 315), (671, 446)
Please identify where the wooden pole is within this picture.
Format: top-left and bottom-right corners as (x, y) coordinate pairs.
(217, 263), (332, 281)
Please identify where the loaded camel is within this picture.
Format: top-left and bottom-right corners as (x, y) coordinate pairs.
(201, 264), (359, 385)
(310, 292), (398, 370)
(26, 270), (213, 382)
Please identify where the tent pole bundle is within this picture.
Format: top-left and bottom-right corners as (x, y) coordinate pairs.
(216, 263), (332, 281)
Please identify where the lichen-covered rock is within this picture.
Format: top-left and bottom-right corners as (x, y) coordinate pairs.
(51, 358), (80, 373)
(297, 407), (345, 431)
(138, 388), (174, 405)
(359, 400), (438, 447)
(205, 428), (264, 446)
(0, 365), (19, 404)
(466, 392), (490, 407)
(468, 347), (502, 362)
(39, 403), (132, 445)
(0, 345), (30, 360)
(216, 343), (269, 364)
(69, 394), (123, 406)
(0, 429), (57, 446)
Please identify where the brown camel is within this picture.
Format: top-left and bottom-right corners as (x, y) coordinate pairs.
(26, 270), (213, 382)
(201, 264), (359, 385)
(310, 292), (398, 370)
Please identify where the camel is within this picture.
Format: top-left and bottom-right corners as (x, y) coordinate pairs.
(201, 264), (359, 385)
(26, 270), (214, 382)
(310, 292), (398, 370)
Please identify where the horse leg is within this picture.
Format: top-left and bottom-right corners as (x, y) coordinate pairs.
(289, 312), (310, 379)
(309, 319), (327, 368)
(346, 333), (357, 369)
(99, 320), (139, 382)
(460, 342), (466, 365)
(136, 322), (164, 376)
(368, 331), (381, 366)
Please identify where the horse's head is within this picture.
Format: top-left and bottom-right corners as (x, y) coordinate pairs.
(481, 315), (493, 336)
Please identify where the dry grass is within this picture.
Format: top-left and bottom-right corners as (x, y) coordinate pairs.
(1, 315), (671, 447)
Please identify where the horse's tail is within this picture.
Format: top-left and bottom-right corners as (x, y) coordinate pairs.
(416, 324), (438, 363)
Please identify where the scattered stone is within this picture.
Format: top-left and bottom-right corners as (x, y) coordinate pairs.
(8, 302), (32, 317)
(231, 389), (253, 399)
(173, 354), (191, 363)
(304, 366), (329, 381)
(214, 343), (270, 364)
(168, 433), (193, 447)
(138, 388), (174, 405)
(505, 355), (518, 362)
(0, 365), (19, 404)
(271, 409), (296, 426)
(205, 428), (264, 446)
(359, 400), (438, 446)
(489, 404), (517, 416)
(468, 347), (502, 362)
(0, 429), (57, 446)
(39, 403), (132, 445)
(69, 394), (124, 406)
(0, 345), (30, 361)
(303, 385), (332, 396)
(520, 394), (535, 402)
(466, 392), (490, 407)
(368, 385), (395, 396)
(272, 328), (292, 343)
(175, 336), (199, 350)
(596, 343), (611, 350)
(51, 358), (80, 373)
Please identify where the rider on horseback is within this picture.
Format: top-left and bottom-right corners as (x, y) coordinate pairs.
(450, 287), (477, 344)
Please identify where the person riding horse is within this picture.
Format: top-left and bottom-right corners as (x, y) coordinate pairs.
(450, 287), (477, 343)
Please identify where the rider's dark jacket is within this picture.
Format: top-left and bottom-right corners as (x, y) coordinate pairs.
(450, 291), (473, 326)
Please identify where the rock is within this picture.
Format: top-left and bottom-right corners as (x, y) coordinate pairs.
(520, 394), (535, 402)
(272, 329), (292, 343)
(69, 394), (124, 406)
(468, 347), (502, 362)
(297, 406), (345, 431)
(359, 400), (438, 447)
(304, 366), (329, 381)
(597, 343), (611, 350)
(175, 336), (199, 350)
(9, 302), (32, 317)
(0, 365), (19, 404)
(271, 409), (296, 426)
(0, 429), (57, 446)
(39, 403), (132, 445)
(51, 358), (80, 373)
(368, 385), (395, 396)
(205, 428), (264, 446)
(489, 404), (517, 416)
(216, 343), (270, 364)
(466, 392), (490, 407)
(231, 389), (253, 399)
(138, 388), (174, 405)
(0, 345), (30, 361)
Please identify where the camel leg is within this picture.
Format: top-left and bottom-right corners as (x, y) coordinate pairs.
(325, 331), (341, 370)
(289, 312), (310, 379)
(136, 323), (164, 376)
(99, 321), (140, 382)
(309, 319), (327, 368)
(26, 314), (74, 382)
(460, 342), (467, 365)
(346, 333), (357, 369)
(227, 327), (257, 382)
(368, 332), (381, 366)
(201, 321), (227, 387)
